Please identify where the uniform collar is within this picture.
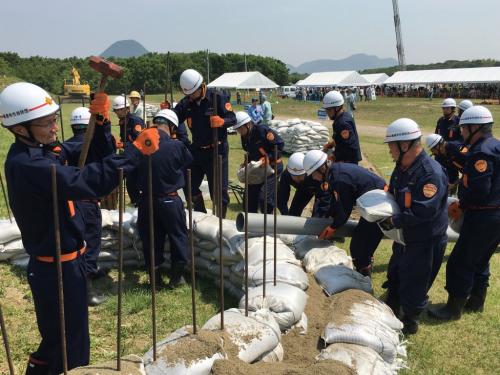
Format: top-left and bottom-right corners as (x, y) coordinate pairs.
(404, 150), (427, 175)
(469, 135), (491, 150)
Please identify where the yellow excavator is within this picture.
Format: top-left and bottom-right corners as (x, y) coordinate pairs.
(63, 67), (90, 97)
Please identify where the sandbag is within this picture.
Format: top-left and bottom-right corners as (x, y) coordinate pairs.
(144, 326), (226, 375)
(0, 239), (25, 261)
(237, 161), (274, 185)
(315, 265), (372, 296)
(259, 342), (284, 363)
(316, 343), (398, 375)
(232, 261), (309, 290)
(234, 236), (300, 267)
(239, 283), (308, 331)
(202, 308), (281, 364)
(0, 220), (21, 244)
(321, 290), (406, 364)
(288, 235), (333, 259)
(302, 246), (353, 273)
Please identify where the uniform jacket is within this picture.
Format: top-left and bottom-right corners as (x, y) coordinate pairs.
(332, 111), (362, 163)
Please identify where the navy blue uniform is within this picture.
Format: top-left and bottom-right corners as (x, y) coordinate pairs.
(435, 115), (462, 185)
(332, 111), (362, 164)
(325, 163), (386, 272)
(386, 151), (449, 317)
(63, 123), (116, 276)
(127, 131), (193, 268)
(446, 136), (500, 298)
(241, 124), (284, 213)
(5, 139), (142, 374)
(277, 170), (330, 217)
(174, 89), (236, 210)
(119, 113), (145, 145)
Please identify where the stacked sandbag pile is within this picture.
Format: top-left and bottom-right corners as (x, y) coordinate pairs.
(145, 103), (160, 118)
(268, 119), (330, 154)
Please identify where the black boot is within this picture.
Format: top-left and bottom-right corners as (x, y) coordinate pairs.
(384, 291), (401, 318)
(356, 264), (372, 278)
(402, 313), (420, 335)
(464, 289), (487, 313)
(221, 205), (228, 219)
(192, 194), (207, 213)
(150, 266), (167, 290)
(168, 263), (187, 289)
(428, 295), (467, 321)
(87, 277), (106, 306)
(25, 355), (50, 375)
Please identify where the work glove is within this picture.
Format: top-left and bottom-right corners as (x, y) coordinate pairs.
(89, 93), (110, 123)
(319, 225), (336, 240)
(210, 115), (225, 128)
(378, 217), (395, 231)
(448, 201), (463, 221)
(259, 156), (269, 167)
(133, 128), (160, 156)
(322, 141), (335, 150)
(160, 101), (171, 110)
(115, 138), (124, 150)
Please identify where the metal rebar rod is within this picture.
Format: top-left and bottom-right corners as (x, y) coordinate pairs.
(244, 153), (249, 317)
(147, 155), (157, 361)
(263, 157), (267, 298)
(116, 168), (124, 370)
(0, 303), (15, 375)
(273, 145), (278, 286)
(143, 83), (147, 124)
(218, 155), (224, 329)
(187, 169), (197, 334)
(58, 96), (65, 142)
(212, 92), (219, 217)
(0, 170), (12, 223)
(50, 164), (68, 375)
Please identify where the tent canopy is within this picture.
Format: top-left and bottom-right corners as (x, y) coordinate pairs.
(361, 73), (389, 85)
(207, 71), (279, 89)
(296, 71), (369, 87)
(384, 67), (500, 85)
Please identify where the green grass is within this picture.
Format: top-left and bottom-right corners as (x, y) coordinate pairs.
(0, 91), (498, 374)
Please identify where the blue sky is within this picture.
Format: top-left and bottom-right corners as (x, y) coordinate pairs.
(1, 0), (499, 66)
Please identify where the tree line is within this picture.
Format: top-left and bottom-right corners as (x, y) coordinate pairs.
(361, 59), (500, 75)
(0, 51), (291, 95)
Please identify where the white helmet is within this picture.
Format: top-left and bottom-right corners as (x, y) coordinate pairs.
(153, 109), (179, 127)
(233, 111), (252, 130)
(112, 95), (129, 110)
(441, 98), (456, 108)
(459, 106), (493, 126)
(70, 107), (91, 126)
(384, 118), (422, 143)
(180, 69), (203, 95)
(322, 90), (344, 108)
(303, 150), (327, 176)
(458, 99), (473, 111)
(426, 133), (443, 150)
(287, 152), (305, 176)
(0, 82), (59, 127)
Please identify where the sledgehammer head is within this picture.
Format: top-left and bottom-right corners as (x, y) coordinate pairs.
(89, 56), (123, 79)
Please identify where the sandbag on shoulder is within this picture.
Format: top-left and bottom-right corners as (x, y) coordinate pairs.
(239, 283), (308, 331)
(315, 265), (372, 296)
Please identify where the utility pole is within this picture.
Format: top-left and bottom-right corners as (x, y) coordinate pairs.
(392, 0), (406, 70)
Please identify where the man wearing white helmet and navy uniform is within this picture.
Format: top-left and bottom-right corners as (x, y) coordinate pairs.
(435, 98), (462, 193)
(174, 69), (236, 216)
(0, 82), (161, 374)
(63, 107), (116, 306)
(381, 118), (448, 335)
(429, 106), (500, 321)
(112, 95), (145, 149)
(321, 90), (362, 164)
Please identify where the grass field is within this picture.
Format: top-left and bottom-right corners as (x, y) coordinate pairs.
(0, 88), (499, 374)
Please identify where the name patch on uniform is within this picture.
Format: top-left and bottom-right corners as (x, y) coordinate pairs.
(341, 130), (350, 139)
(474, 159), (487, 173)
(422, 183), (437, 198)
(266, 132), (275, 141)
(134, 124), (142, 132)
(225, 103), (233, 111)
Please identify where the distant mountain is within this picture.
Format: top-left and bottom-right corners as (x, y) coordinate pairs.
(289, 54), (398, 74)
(100, 40), (149, 58)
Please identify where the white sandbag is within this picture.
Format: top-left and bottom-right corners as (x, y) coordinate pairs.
(234, 236), (300, 267)
(287, 118), (301, 125)
(202, 308), (281, 364)
(356, 189), (399, 223)
(199, 247), (241, 265)
(0, 239), (25, 261)
(237, 161), (274, 185)
(193, 215), (220, 243)
(315, 265), (372, 296)
(239, 283), (308, 331)
(213, 278), (244, 299)
(316, 343), (398, 375)
(303, 246), (353, 273)
(197, 240), (217, 251)
(100, 209), (114, 228)
(232, 261), (309, 290)
(290, 235), (332, 259)
(144, 326), (226, 375)
(11, 256), (29, 269)
(259, 342), (284, 363)
(0, 220), (21, 244)
(321, 290), (406, 364)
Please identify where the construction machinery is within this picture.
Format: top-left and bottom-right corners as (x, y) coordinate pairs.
(63, 67), (91, 97)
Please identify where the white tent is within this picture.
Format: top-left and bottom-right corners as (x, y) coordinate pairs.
(384, 67), (500, 85)
(295, 71), (369, 87)
(361, 73), (389, 85)
(207, 71), (279, 89)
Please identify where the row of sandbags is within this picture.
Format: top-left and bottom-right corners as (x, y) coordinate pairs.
(267, 118), (330, 154)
